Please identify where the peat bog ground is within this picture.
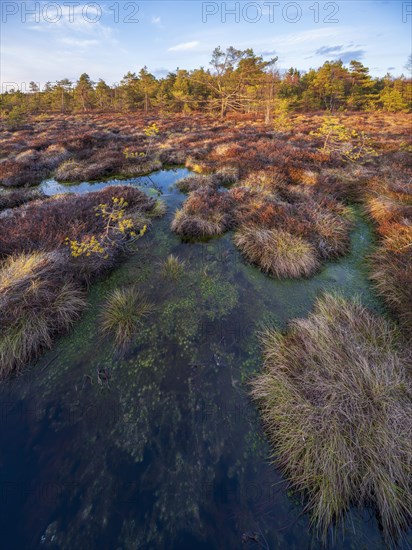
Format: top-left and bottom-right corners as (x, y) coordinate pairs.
(0, 112), (411, 548)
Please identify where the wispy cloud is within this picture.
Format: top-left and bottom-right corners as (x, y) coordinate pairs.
(339, 50), (366, 63)
(168, 41), (199, 52)
(151, 16), (161, 25)
(58, 38), (99, 47)
(259, 49), (277, 57)
(316, 45), (343, 55)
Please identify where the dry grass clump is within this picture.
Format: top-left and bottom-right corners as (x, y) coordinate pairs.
(175, 167), (238, 194)
(0, 252), (86, 377)
(230, 181), (352, 264)
(175, 174), (216, 193)
(171, 209), (226, 238)
(158, 146), (187, 165)
(311, 210), (352, 259)
(234, 226), (320, 278)
(148, 199), (167, 218)
(100, 286), (153, 349)
(365, 157), (412, 332)
(370, 224), (412, 333)
(315, 168), (367, 203)
(212, 166), (239, 186)
(251, 293), (412, 542)
(121, 157), (163, 177)
(171, 188), (235, 238)
(55, 157), (124, 182)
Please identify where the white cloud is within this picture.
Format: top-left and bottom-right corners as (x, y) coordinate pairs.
(151, 16), (161, 25)
(168, 41), (199, 52)
(58, 38), (99, 47)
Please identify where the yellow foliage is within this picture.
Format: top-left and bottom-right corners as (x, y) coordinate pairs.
(65, 197), (147, 259)
(311, 116), (377, 162)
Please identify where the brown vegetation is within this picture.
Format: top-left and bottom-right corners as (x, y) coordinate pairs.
(251, 293), (412, 543)
(0, 252), (86, 378)
(0, 185), (158, 375)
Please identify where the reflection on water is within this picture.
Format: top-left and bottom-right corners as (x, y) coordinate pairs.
(0, 170), (409, 549)
(40, 168), (190, 198)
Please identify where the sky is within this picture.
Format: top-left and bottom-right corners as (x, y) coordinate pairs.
(1, 0), (411, 90)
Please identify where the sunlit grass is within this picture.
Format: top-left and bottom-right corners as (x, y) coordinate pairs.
(0, 252), (86, 377)
(251, 293), (412, 543)
(161, 254), (186, 280)
(100, 286), (154, 349)
(234, 226), (320, 278)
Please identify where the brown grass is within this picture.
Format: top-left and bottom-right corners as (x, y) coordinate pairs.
(0, 252), (86, 377)
(171, 188), (235, 238)
(251, 293), (412, 543)
(234, 226), (320, 278)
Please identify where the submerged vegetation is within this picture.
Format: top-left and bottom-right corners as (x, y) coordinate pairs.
(251, 293), (412, 543)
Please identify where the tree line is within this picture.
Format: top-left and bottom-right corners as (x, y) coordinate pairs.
(1, 48), (411, 123)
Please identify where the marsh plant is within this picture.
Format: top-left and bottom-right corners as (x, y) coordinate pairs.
(311, 116), (377, 162)
(171, 188), (235, 239)
(148, 199), (167, 218)
(0, 252), (86, 377)
(234, 226), (320, 279)
(251, 293), (412, 543)
(162, 254), (186, 280)
(100, 286), (154, 349)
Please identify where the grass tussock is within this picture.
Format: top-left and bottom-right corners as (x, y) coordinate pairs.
(100, 286), (154, 349)
(370, 225), (412, 333)
(234, 226), (320, 278)
(0, 188), (45, 212)
(0, 252), (86, 377)
(175, 174), (217, 193)
(147, 199), (167, 218)
(365, 167), (412, 332)
(161, 254), (185, 280)
(171, 188), (235, 238)
(251, 293), (412, 543)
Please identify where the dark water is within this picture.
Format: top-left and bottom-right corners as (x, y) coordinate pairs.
(0, 170), (410, 549)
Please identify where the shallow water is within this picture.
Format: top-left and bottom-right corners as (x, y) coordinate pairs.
(1, 170), (410, 549)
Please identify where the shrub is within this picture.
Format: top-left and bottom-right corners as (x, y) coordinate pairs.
(311, 116), (377, 162)
(251, 293), (412, 542)
(0, 186), (154, 258)
(100, 286), (153, 349)
(0, 252), (86, 377)
(234, 226), (320, 278)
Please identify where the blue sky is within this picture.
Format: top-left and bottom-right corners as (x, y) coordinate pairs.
(1, 1), (411, 90)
